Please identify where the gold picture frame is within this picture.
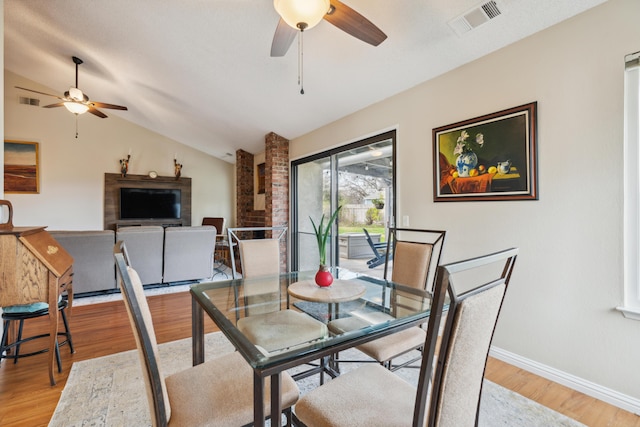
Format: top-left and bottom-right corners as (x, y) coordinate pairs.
(4, 140), (40, 194)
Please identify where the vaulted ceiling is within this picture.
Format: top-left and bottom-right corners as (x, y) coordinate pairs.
(4, 0), (605, 163)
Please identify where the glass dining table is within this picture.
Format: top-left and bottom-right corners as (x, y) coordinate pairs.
(190, 268), (434, 427)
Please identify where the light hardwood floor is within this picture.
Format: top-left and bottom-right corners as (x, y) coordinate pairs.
(0, 291), (638, 427)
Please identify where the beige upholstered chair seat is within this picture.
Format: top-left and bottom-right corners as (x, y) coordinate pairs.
(327, 315), (370, 333)
(237, 309), (328, 353)
(328, 310), (393, 334)
(166, 351), (299, 426)
(356, 328), (426, 362)
(294, 364), (416, 427)
(329, 315), (426, 363)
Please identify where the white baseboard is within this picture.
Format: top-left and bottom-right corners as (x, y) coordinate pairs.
(489, 346), (640, 416)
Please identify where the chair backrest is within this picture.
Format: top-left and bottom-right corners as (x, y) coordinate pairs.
(163, 225), (217, 282)
(238, 239), (281, 278)
(114, 241), (170, 427)
(227, 227), (288, 316)
(202, 217), (225, 235)
(227, 226), (288, 279)
(115, 226), (164, 285)
(413, 247), (518, 427)
(384, 228), (446, 317)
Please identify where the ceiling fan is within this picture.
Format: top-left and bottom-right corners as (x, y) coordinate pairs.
(15, 56), (128, 119)
(270, 0), (387, 57)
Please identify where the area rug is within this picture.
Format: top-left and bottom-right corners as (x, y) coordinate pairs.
(49, 332), (585, 427)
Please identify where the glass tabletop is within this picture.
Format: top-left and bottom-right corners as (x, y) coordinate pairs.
(190, 268), (434, 371)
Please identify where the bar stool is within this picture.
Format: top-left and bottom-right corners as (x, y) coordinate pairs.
(0, 297), (74, 374)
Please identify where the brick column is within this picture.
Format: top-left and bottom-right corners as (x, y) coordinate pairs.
(235, 134), (289, 271)
(265, 132), (289, 230)
(235, 149), (254, 229)
(266, 132), (289, 272)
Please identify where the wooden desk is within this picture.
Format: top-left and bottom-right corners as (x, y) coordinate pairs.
(0, 226), (73, 385)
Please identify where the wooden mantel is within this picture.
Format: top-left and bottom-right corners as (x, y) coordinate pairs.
(103, 173), (192, 230)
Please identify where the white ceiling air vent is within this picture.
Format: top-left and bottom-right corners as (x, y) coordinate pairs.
(19, 96), (40, 106)
(448, 1), (502, 36)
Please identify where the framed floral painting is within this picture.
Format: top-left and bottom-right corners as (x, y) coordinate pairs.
(4, 140), (40, 194)
(433, 102), (538, 202)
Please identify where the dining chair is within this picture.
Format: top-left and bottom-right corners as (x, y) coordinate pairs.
(202, 217), (232, 278)
(329, 227), (446, 371)
(226, 227), (329, 379)
(114, 241), (300, 427)
(202, 217), (225, 236)
(293, 247), (518, 427)
(0, 272), (75, 385)
(227, 226), (289, 316)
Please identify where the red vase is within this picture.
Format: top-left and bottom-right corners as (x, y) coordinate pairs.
(315, 265), (333, 287)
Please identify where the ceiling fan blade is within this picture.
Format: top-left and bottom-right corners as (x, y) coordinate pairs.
(88, 107), (108, 118)
(323, 0), (387, 46)
(15, 86), (65, 100)
(90, 101), (128, 111)
(271, 18), (298, 57)
(42, 102), (66, 108)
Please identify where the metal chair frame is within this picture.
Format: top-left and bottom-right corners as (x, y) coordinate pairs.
(332, 227), (446, 371)
(202, 217), (230, 278)
(292, 247), (518, 427)
(115, 241), (297, 426)
(419, 247), (518, 426)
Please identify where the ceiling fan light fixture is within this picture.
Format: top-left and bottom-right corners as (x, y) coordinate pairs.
(64, 101), (89, 115)
(68, 86), (85, 101)
(274, 0), (330, 30)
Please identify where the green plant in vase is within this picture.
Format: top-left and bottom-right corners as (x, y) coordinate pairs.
(310, 206), (342, 287)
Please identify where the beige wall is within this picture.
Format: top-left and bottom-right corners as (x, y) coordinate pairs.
(3, 70), (234, 230)
(291, 0), (640, 407)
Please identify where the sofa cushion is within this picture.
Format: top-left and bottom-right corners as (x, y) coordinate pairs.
(49, 230), (116, 294)
(163, 226), (217, 282)
(116, 226), (165, 285)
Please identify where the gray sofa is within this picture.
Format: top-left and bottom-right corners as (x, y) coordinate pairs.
(163, 226), (218, 283)
(49, 230), (118, 294)
(49, 225), (217, 295)
(116, 226), (165, 286)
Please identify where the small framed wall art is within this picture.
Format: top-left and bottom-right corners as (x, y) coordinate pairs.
(433, 102), (538, 202)
(4, 140), (40, 194)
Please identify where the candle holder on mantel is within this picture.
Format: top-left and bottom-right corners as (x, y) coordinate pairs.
(120, 154), (131, 177)
(174, 159), (183, 180)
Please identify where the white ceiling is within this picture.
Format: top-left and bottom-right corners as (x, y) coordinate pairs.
(4, 0), (606, 163)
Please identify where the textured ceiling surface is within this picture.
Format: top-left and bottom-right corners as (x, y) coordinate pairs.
(4, 0), (605, 162)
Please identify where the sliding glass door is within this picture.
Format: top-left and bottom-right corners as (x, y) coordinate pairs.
(291, 131), (396, 273)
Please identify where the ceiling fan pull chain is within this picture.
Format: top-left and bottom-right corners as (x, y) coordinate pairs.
(298, 28), (304, 95)
(75, 114), (79, 138)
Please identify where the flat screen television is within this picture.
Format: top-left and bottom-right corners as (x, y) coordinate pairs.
(119, 188), (181, 220)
